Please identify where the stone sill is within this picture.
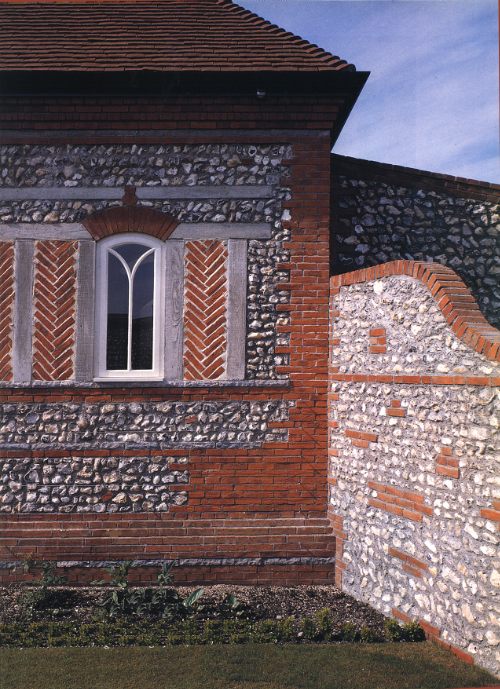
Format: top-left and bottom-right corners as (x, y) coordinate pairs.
(1, 379), (290, 390)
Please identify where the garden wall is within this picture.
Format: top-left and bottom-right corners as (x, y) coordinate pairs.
(328, 260), (500, 675)
(331, 154), (500, 330)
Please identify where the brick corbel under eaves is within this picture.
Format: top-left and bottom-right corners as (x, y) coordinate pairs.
(331, 261), (500, 364)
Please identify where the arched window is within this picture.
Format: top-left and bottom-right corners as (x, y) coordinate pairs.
(95, 234), (165, 380)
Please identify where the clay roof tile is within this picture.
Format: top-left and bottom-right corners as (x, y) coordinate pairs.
(0, 0), (356, 72)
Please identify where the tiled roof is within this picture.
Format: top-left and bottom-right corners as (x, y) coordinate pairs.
(0, 0), (355, 72)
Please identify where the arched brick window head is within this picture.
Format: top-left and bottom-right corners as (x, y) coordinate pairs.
(82, 187), (179, 241)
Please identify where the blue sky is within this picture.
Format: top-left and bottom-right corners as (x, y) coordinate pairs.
(242, 0), (499, 184)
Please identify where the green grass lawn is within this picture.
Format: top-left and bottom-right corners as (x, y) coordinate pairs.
(1, 643), (499, 689)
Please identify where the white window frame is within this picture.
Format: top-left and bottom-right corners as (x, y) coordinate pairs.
(94, 233), (165, 381)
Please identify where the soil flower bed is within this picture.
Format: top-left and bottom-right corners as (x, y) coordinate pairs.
(0, 560), (422, 648)
(0, 581), (406, 647)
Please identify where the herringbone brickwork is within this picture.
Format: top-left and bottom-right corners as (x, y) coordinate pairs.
(0, 241), (14, 381)
(33, 241), (77, 381)
(184, 240), (227, 380)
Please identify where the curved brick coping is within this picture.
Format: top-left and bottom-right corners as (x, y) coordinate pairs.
(331, 260), (500, 365)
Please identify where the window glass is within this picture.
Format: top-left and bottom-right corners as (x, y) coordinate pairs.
(106, 252), (129, 370)
(114, 243), (150, 271)
(131, 252), (154, 370)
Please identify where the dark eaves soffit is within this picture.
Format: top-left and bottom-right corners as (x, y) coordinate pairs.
(0, 0), (369, 136)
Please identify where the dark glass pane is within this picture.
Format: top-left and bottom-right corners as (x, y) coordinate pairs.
(131, 252), (154, 370)
(114, 243), (149, 271)
(106, 252), (129, 370)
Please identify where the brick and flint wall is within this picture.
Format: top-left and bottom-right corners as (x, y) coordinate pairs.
(0, 93), (340, 583)
(329, 260), (500, 674)
(331, 154), (500, 331)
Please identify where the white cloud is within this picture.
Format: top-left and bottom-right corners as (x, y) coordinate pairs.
(242, 0), (499, 182)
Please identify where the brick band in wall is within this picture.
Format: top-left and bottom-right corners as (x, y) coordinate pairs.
(0, 515), (336, 586)
(368, 482), (433, 522)
(331, 260), (500, 364)
(0, 96), (348, 132)
(436, 447), (460, 479)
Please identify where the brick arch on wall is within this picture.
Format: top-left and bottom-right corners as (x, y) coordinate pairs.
(82, 205), (180, 241)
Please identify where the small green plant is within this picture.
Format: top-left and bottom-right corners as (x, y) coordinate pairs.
(223, 619), (251, 644)
(164, 630), (183, 646)
(403, 620), (425, 642)
(276, 617), (294, 642)
(97, 560), (204, 619)
(384, 617), (403, 643)
(341, 622), (357, 642)
(360, 626), (377, 643)
(252, 620), (276, 644)
(315, 608), (333, 640)
(217, 593), (245, 619)
(18, 558), (68, 618)
(202, 620), (223, 645)
(300, 617), (316, 641)
(182, 620), (199, 645)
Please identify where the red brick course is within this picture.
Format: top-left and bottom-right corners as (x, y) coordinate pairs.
(0, 96), (348, 132)
(389, 546), (428, 578)
(0, 511), (335, 585)
(368, 481), (433, 522)
(436, 447), (460, 479)
(327, 508), (346, 589)
(369, 327), (386, 354)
